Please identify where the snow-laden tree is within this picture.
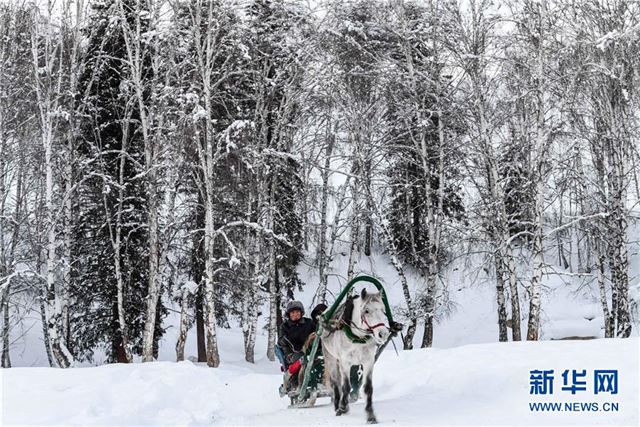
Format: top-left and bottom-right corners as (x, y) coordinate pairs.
(383, 0), (466, 349)
(29, 0), (86, 367)
(245, 0), (307, 362)
(72, 0), (166, 363)
(557, 0), (639, 338)
(0, 3), (38, 368)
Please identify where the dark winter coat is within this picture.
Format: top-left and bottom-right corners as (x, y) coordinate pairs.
(277, 317), (315, 359)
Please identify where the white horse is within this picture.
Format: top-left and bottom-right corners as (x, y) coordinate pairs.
(321, 288), (391, 423)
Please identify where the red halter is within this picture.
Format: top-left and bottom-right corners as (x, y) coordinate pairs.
(361, 314), (386, 333)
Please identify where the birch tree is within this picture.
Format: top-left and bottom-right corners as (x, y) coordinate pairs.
(504, 0), (559, 341)
(173, 0), (248, 367)
(559, 0), (639, 338)
(384, 0), (465, 348)
(115, 0), (165, 362)
(30, 0), (76, 368)
(446, 0), (524, 341)
(0, 3), (35, 367)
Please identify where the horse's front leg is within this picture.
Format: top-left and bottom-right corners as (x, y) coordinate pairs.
(363, 359), (377, 423)
(337, 363), (351, 415)
(332, 372), (342, 414)
(325, 355), (341, 414)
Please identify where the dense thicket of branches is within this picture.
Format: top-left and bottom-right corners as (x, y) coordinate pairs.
(0, 0), (638, 367)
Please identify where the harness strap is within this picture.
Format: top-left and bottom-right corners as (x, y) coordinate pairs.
(343, 324), (371, 344)
(321, 317), (373, 344)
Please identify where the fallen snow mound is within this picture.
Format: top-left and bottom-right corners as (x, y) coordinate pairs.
(2, 338), (637, 426)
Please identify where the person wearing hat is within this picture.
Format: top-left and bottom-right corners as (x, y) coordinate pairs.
(275, 300), (327, 391)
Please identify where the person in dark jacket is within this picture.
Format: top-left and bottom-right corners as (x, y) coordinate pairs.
(276, 300), (315, 368)
(275, 301), (327, 392)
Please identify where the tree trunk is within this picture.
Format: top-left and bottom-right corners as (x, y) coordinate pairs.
(39, 279), (54, 368)
(596, 250), (614, 338)
(112, 300), (129, 363)
(418, 100), (445, 349)
(176, 285), (190, 362)
(505, 245), (521, 341)
(193, 193), (207, 363)
(347, 180), (360, 280)
(373, 214), (416, 349)
(314, 134), (334, 305)
(266, 239), (277, 362)
(107, 122), (132, 363)
(527, 202), (545, 342)
(45, 127), (72, 368)
(138, 95), (160, 362)
(1, 283), (10, 368)
(421, 267), (437, 348)
(61, 0), (82, 357)
(118, 0), (161, 363)
(363, 161), (374, 257)
(141, 170), (160, 362)
(526, 1), (547, 342)
(244, 226), (261, 363)
(421, 317), (433, 349)
(327, 180), (351, 252)
(62, 145), (73, 353)
(204, 204), (220, 367)
(495, 255), (509, 342)
(245, 289), (259, 364)
(0, 108), (8, 368)
(195, 285), (207, 362)
(608, 137), (631, 338)
(30, 0), (74, 370)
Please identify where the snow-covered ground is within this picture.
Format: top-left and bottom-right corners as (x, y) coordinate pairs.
(2, 334), (638, 426)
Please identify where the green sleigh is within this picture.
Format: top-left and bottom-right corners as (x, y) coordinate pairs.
(279, 275), (403, 408)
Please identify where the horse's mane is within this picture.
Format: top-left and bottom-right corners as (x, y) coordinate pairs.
(331, 291), (379, 329)
(340, 295), (358, 325)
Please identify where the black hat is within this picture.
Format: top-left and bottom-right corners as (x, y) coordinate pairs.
(286, 300), (305, 316)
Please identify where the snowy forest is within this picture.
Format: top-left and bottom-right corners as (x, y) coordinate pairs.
(0, 0), (639, 371)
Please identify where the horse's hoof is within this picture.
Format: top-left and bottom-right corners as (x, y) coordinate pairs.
(336, 407), (348, 416)
(367, 417), (378, 424)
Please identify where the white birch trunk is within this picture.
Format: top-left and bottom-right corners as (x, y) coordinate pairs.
(596, 249), (614, 338)
(494, 256), (509, 342)
(117, 0), (162, 362)
(1, 282), (9, 368)
(203, 204), (220, 367)
(314, 133), (334, 305)
(266, 176), (278, 361)
(346, 179), (359, 280)
(526, 1), (547, 341)
(62, 148), (72, 348)
(244, 276), (259, 363)
(0, 102), (8, 367)
(110, 117), (133, 362)
(176, 284), (190, 362)
(30, 7), (74, 368)
(505, 244), (521, 340)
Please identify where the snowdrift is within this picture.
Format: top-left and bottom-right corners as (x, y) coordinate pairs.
(2, 336), (637, 426)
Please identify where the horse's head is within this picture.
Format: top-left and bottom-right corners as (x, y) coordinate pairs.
(353, 288), (390, 345)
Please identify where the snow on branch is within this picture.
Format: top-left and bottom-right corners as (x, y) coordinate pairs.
(216, 221), (294, 248)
